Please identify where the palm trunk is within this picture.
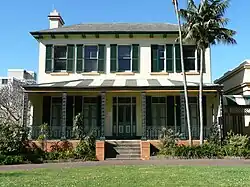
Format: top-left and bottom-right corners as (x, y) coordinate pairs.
(199, 47), (205, 145)
(173, 0), (192, 145)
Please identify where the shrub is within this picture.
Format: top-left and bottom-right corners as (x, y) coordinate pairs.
(73, 113), (85, 139)
(75, 134), (96, 160)
(0, 155), (24, 165)
(45, 140), (75, 161)
(222, 131), (250, 157)
(0, 121), (28, 155)
(50, 141), (73, 152)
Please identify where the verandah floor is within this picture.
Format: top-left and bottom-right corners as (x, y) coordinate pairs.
(1, 160), (250, 187)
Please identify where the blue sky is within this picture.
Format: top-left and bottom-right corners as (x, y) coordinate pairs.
(0, 0), (247, 80)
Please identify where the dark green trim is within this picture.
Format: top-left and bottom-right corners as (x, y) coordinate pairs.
(31, 31), (179, 35)
(24, 85), (223, 92)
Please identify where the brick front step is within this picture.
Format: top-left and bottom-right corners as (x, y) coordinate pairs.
(105, 140), (141, 160)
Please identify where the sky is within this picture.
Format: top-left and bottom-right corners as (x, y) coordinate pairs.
(0, 0), (248, 81)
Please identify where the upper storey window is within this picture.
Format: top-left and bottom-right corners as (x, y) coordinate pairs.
(110, 44), (139, 73)
(1, 79), (8, 85)
(45, 45), (74, 73)
(151, 44), (203, 73)
(76, 45), (106, 73)
(54, 46), (67, 72)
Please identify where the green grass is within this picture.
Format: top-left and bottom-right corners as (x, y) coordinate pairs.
(1, 165), (250, 187)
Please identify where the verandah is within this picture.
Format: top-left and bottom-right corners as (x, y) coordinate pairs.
(26, 91), (214, 140)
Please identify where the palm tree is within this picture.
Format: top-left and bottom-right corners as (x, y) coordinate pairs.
(180, 0), (236, 144)
(172, 0), (192, 145)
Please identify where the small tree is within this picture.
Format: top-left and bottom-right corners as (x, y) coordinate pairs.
(73, 112), (85, 140)
(0, 81), (25, 125)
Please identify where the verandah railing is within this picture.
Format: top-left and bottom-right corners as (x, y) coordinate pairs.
(32, 126), (101, 140)
(146, 126), (210, 140)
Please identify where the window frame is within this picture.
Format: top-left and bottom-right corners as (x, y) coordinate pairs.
(1, 79), (8, 85)
(183, 45), (198, 72)
(83, 45), (99, 73)
(117, 45), (133, 72)
(151, 44), (174, 73)
(151, 96), (168, 127)
(53, 45), (68, 72)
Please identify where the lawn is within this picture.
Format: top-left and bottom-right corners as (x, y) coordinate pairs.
(0, 165), (250, 187)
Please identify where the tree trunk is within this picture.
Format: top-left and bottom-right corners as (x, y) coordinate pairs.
(199, 47), (205, 145)
(173, 0), (192, 145)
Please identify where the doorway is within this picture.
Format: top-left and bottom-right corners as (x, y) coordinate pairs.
(112, 97), (136, 138)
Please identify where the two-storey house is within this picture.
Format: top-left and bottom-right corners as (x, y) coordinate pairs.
(24, 10), (222, 145)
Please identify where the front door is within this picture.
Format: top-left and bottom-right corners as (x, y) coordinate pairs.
(113, 97), (136, 138)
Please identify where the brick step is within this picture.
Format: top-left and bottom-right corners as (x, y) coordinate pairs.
(115, 150), (141, 154)
(106, 140), (141, 144)
(106, 158), (141, 160)
(116, 154), (141, 159)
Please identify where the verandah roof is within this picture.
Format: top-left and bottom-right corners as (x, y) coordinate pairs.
(23, 78), (222, 92)
(223, 95), (250, 106)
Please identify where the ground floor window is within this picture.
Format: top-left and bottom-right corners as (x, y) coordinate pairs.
(41, 96), (101, 139)
(112, 97), (136, 137)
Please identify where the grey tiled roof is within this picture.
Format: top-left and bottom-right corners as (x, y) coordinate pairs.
(31, 23), (179, 33)
(24, 78), (221, 89)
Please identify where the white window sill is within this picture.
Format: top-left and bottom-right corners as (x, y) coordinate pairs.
(81, 72), (101, 76)
(50, 72), (69, 76)
(115, 72), (135, 75)
(181, 72), (200, 75)
(150, 72), (169, 75)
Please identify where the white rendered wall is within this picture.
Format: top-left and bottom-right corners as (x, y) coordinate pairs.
(37, 37), (212, 84)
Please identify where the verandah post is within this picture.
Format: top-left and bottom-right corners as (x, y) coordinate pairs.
(141, 92), (146, 140)
(100, 92), (106, 140)
(61, 92), (67, 140)
(180, 92), (187, 139)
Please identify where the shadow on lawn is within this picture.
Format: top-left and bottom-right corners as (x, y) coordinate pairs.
(0, 172), (33, 178)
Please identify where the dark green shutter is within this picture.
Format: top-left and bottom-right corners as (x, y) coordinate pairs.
(42, 96), (51, 126)
(45, 45), (53, 73)
(167, 96), (175, 126)
(97, 96), (101, 126)
(76, 45), (83, 72)
(202, 96), (207, 126)
(66, 96), (74, 127)
(176, 96), (181, 127)
(132, 44), (139, 72)
(175, 44), (181, 72)
(67, 45), (74, 72)
(110, 44), (117, 72)
(146, 96), (152, 126)
(166, 44), (173, 72)
(151, 45), (158, 72)
(98, 44), (105, 73)
(75, 96), (82, 115)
